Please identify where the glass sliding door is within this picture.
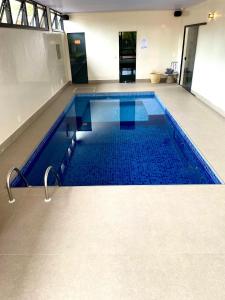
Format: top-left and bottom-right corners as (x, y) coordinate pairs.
(119, 31), (137, 83)
(180, 23), (206, 93)
(182, 26), (199, 92)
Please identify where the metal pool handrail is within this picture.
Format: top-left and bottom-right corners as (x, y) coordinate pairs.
(6, 167), (29, 204)
(44, 166), (61, 203)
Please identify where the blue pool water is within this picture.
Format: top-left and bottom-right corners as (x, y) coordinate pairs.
(13, 92), (221, 187)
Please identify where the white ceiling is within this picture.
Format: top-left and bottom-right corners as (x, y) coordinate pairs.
(40, 0), (205, 13)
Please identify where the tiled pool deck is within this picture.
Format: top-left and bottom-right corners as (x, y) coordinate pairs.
(0, 82), (225, 299)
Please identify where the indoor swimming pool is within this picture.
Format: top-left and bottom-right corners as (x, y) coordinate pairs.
(12, 92), (221, 187)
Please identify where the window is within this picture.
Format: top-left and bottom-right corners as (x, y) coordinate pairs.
(13, 0), (28, 26)
(37, 4), (47, 29)
(50, 9), (64, 32)
(0, 0), (48, 30)
(9, 0), (21, 24)
(26, 1), (36, 27)
(0, 0), (12, 24)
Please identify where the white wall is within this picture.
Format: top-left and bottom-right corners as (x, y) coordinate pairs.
(182, 0), (225, 115)
(0, 28), (69, 147)
(65, 4), (225, 116)
(64, 11), (182, 81)
(1, 1), (224, 147)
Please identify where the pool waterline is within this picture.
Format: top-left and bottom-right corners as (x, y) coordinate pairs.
(12, 92), (222, 187)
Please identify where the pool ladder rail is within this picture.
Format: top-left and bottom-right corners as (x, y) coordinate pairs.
(6, 167), (30, 204)
(44, 166), (61, 203)
(6, 166), (61, 204)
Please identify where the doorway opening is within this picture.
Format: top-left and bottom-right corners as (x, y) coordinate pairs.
(179, 23), (207, 92)
(67, 32), (88, 84)
(119, 31), (137, 83)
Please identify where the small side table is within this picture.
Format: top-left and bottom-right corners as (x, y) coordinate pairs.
(165, 73), (179, 84)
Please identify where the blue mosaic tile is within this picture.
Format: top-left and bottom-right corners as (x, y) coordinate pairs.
(13, 92), (221, 187)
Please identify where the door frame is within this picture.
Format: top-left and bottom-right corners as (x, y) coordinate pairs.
(179, 22), (207, 87)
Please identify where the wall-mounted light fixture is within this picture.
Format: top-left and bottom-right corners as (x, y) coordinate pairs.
(208, 12), (216, 20)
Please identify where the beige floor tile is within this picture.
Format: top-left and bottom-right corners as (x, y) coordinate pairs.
(0, 82), (225, 299)
(1, 186), (225, 256)
(0, 253), (225, 300)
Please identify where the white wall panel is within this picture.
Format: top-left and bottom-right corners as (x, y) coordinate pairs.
(0, 28), (69, 146)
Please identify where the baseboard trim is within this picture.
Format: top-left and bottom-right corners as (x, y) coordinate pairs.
(136, 79), (149, 82)
(192, 90), (225, 119)
(0, 82), (71, 154)
(89, 79), (151, 84)
(88, 79), (119, 84)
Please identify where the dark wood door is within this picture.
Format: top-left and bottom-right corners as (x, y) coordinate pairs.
(67, 33), (88, 84)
